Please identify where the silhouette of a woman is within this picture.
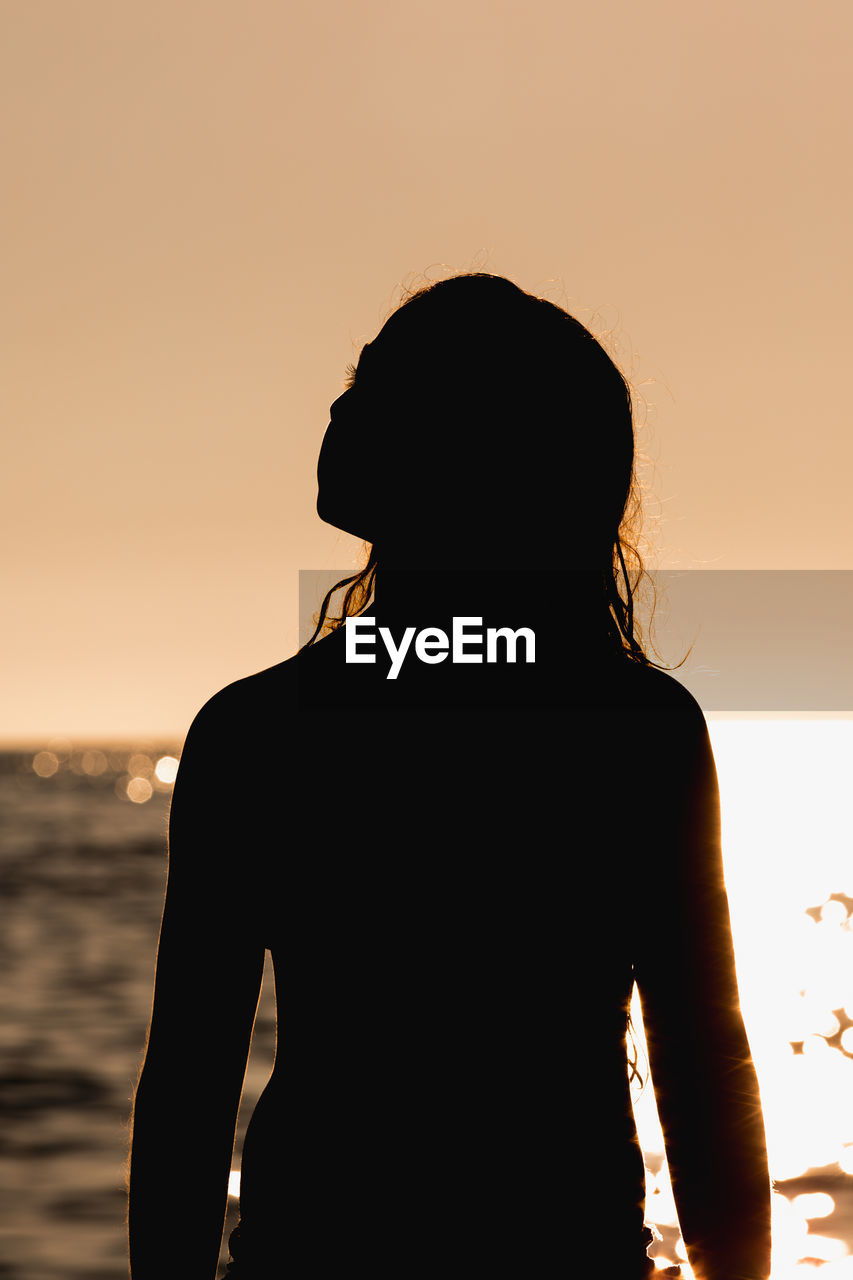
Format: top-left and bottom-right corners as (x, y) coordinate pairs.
(128, 273), (772, 1280)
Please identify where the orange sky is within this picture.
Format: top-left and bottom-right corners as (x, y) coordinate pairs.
(3, 1), (851, 743)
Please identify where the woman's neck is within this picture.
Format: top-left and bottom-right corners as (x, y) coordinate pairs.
(369, 563), (611, 648)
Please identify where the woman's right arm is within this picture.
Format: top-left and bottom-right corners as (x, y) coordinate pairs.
(633, 700), (772, 1280)
(128, 689), (266, 1280)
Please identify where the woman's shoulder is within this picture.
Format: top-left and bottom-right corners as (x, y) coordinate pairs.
(182, 669), (280, 739)
(618, 657), (704, 711)
(604, 657), (709, 741)
(180, 632), (345, 744)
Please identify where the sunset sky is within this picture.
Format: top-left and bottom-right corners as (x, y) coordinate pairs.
(3, 1), (851, 743)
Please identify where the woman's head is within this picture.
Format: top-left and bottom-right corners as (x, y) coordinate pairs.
(311, 271), (658, 663)
(317, 273), (636, 572)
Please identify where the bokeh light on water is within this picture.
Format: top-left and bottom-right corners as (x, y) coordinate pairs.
(125, 776), (153, 804)
(81, 750), (108, 776)
(154, 755), (179, 785)
(31, 750), (59, 778)
(25, 748), (186, 805)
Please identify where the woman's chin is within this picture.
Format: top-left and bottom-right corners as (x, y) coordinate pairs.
(316, 496), (373, 543)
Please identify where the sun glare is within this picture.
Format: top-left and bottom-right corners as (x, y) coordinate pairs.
(631, 716), (853, 1276)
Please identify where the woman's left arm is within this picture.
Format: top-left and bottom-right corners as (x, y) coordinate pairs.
(128, 691), (266, 1280)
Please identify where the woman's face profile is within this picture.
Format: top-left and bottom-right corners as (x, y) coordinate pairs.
(316, 381), (379, 543)
(317, 337), (419, 545)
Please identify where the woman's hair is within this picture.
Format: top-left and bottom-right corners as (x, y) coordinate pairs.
(305, 271), (673, 671)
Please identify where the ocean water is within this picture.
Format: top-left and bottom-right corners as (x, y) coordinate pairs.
(2, 729), (853, 1279)
(0, 747), (277, 1280)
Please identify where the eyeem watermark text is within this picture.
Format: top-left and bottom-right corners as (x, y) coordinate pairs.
(345, 616), (536, 680)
